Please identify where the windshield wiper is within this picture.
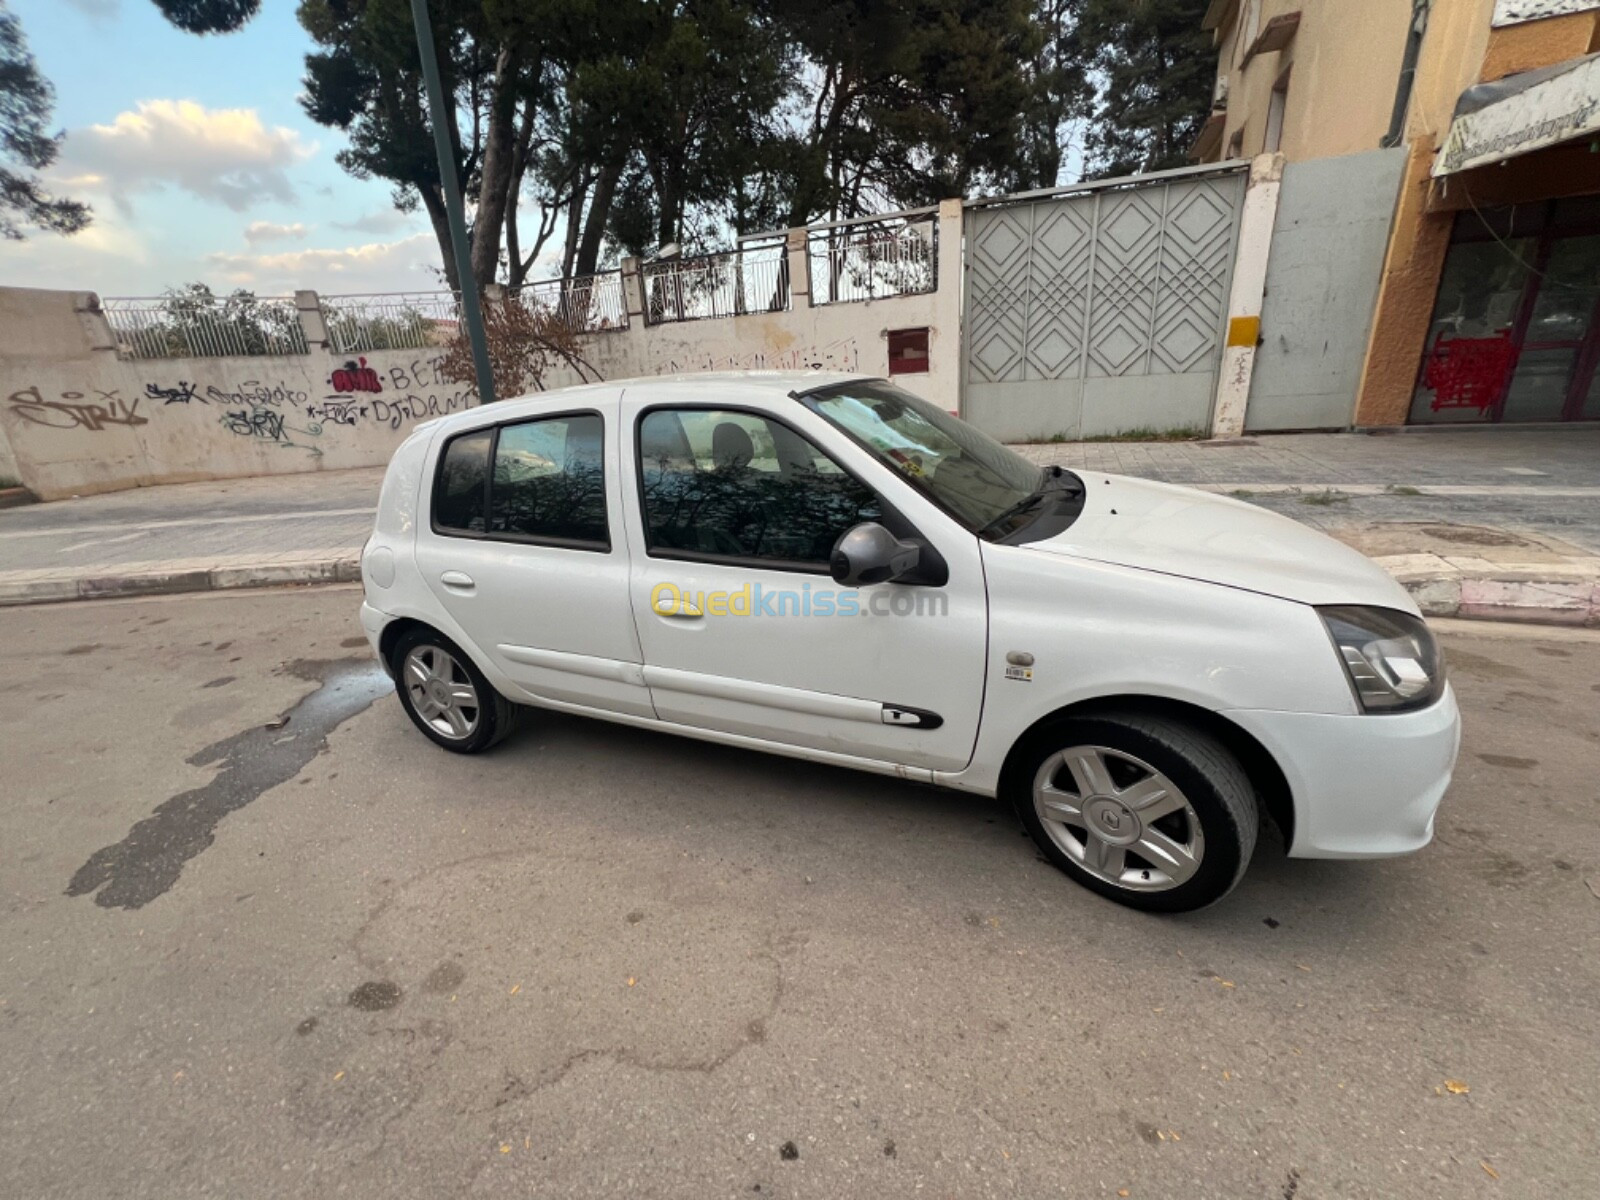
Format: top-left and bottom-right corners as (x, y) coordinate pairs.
(979, 469), (1052, 538)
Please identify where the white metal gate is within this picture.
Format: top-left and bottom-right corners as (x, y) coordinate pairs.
(962, 164), (1247, 441)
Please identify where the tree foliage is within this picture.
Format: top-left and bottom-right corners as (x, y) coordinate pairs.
(1074, 0), (1212, 178)
(150, 0), (262, 34)
(0, 2), (90, 240)
(151, 0), (1215, 284)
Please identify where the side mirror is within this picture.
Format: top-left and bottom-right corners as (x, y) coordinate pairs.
(830, 522), (922, 586)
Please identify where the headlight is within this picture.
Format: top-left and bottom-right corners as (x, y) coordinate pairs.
(1318, 605), (1445, 713)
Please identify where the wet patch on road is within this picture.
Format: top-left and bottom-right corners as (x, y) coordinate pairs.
(1478, 753), (1538, 770)
(348, 980), (403, 1011)
(65, 658), (391, 910)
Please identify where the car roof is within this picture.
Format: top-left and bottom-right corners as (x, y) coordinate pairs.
(419, 370), (877, 434)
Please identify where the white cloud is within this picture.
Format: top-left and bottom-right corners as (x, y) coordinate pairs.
(205, 232), (444, 294)
(243, 221), (310, 245)
(332, 208), (417, 236)
(63, 100), (314, 213)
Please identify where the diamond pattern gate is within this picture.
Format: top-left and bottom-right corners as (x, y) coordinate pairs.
(962, 167), (1246, 441)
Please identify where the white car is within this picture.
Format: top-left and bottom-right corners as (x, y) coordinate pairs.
(360, 372), (1460, 912)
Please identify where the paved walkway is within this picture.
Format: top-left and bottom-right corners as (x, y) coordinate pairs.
(2, 427), (1598, 622)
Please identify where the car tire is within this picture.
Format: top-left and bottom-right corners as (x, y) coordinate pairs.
(389, 626), (518, 754)
(1006, 712), (1258, 913)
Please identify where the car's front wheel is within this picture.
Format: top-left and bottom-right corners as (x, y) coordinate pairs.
(1007, 712), (1258, 913)
(390, 627), (517, 754)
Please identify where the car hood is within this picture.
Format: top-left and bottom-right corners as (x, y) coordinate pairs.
(1019, 473), (1417, 611)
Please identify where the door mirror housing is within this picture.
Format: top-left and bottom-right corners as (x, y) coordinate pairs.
(830, 522), (922, 586)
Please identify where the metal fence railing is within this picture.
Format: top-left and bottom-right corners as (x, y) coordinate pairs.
(807, 216), (937, 305)
(643, 244), (790, 325)
(102, 294), (309, 359)
(319, 291), (461, 355)
(512, 272), (629, 332)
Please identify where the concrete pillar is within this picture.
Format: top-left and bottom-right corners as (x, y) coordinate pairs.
(75, 292), (119, 354)
(1210, 153), (1284, 439)
(785, 228), (811, 309)
(294, 290), (329, 350)
(619, 257), (646, 328)
(933, 198), (965, 415)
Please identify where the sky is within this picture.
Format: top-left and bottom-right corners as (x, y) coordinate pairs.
(0, 0), (482, 299)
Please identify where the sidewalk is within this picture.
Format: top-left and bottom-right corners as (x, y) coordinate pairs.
(2, 428), (1598, 624)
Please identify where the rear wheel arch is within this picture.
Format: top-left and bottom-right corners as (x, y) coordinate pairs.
(1000, 694), (1295, 852)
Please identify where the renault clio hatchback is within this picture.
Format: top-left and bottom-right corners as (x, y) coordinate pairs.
(359, 372), (1460, 912)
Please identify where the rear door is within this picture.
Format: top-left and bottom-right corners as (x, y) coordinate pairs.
(413, 396), (653, 718)
(620, 387), (988, 772)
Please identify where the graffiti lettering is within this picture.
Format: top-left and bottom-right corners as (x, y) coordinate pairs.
(386, 356), (450, 393)
(306, 400), (365, 425)
(220, 406), (286, 440)
(662, 338), (860, 374)
(329, 357), (383, 394)
(370, 389), (476, 431)
(7, 386), (148, 431)
(219, 405), (324, 456)
(204, 381), (309, 409)
(145, 381), (201, 405)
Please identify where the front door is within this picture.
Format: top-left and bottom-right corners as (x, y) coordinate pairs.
(620, 394), (987, 773)
(412, 402), (654, 719)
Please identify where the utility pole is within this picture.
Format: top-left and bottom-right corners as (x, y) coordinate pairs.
(409, 0), (496, 402)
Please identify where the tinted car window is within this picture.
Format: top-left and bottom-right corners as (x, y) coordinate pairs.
(434, 429), (491, 533)
(490, 414), (608, 545)
(638, 408), (879, 566)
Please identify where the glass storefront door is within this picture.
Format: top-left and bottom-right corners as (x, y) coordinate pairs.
(1410, 198), (1600, 425)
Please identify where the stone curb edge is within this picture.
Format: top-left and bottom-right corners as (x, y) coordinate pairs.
(3, 552), (1599, 627)
(0, 557), (362, 606)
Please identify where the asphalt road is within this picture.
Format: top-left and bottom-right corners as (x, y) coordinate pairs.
(3, 587), (1597, 1198)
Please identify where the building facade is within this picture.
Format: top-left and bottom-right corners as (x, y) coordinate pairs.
(1195, 0), (1600, 427)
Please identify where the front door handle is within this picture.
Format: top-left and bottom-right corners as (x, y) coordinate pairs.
(652, 597), (702, 618)
(440, 570), (475, 590)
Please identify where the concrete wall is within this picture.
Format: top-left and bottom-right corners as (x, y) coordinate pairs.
(0, 204), (961, 500)
(1244, 148), (1407, 431)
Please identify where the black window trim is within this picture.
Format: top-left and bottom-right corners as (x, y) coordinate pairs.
(430, 406), (612, 553)
(631, 401), (946, 584)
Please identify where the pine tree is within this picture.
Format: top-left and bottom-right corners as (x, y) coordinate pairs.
(0, 2), (90, 240)
(1074, 0), (1212, 177)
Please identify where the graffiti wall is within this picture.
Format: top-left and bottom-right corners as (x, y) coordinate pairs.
(0, 289), (488, 499)
(0, 226), (959, 498)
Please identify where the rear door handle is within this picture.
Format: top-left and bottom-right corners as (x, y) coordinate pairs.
(440, 570), (475, 590)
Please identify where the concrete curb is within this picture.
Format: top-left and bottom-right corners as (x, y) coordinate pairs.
(2, 551), (1597, 627)
(0, 555), (361, 606)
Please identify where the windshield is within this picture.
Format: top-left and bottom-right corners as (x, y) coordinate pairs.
(799, 380), (1046, 533)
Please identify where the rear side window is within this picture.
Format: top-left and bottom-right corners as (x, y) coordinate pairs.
(490, 414), (607, 546)
(432, 413), (608, 549)
(434, 429), (491, 533)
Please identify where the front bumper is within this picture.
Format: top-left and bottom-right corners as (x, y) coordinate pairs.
(1223, 684), (1462, 859)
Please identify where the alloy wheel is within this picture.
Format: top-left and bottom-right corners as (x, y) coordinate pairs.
(1032, 744), (1205, 892)
(401, 644), (481, 741)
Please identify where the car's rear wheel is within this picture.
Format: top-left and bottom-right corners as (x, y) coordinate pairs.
(390, 627), (517, 754)
(1007, 713), (1258, 913)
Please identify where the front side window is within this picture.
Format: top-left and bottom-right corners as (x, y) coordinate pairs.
(638, 407), (880, 567)
(433, 413), (608, 548)
(798, 380), (1045, 534)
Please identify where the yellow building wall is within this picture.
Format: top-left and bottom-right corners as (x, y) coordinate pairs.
(1212, 0), (1414, 162)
